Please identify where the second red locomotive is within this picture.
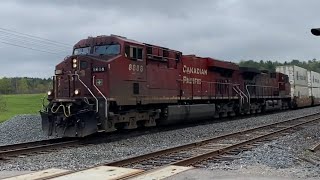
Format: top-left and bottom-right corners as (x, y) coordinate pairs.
(41, 35), (291, 137)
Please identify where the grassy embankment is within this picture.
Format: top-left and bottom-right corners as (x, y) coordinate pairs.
(0, 94), (45, 123)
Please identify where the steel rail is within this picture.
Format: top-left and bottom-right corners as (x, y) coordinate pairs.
(308, 142), (320, 152)
(0, 138), (80, 160)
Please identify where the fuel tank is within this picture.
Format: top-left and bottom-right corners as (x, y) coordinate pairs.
(159, 104), (216, 125)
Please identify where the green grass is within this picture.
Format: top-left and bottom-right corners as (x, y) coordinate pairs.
(0, 94), (45, 123)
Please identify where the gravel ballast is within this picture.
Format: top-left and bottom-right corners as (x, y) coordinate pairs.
(206, 123), (320, 179)
(0, 107), (320, 178)
(0, 115), (51, 146)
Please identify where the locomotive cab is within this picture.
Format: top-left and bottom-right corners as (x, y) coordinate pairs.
(41, 35), (140, 137)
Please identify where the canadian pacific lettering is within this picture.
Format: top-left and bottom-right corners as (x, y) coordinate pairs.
(182, 65), (207, 84)
(183, 65), (207, 75)
(183, 76), (202, 84)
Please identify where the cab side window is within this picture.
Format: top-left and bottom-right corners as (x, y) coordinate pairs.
(125, 45), (143, 61)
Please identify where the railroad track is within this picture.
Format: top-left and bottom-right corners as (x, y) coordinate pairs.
(6, 112), (320, 179)
(0, 123), (180, 161)
(0, 138), (81, 160)
(0, 111), (271, 161)
(0, 109), (296, 163)
(0, 122), (193, 161)
(103, 112), (320, 179)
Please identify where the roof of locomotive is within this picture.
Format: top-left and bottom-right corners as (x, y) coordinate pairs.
(73, 35), (181, 53)
(73, 34), (144, 48)
(240, 67), (261, 74)
(206, 57), (239, 71)
(73, 35), (241, 67)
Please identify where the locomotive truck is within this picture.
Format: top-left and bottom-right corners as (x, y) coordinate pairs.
(41, 34), (309, 137)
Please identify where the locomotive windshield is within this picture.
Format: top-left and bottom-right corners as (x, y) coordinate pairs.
(73, 47), (91, 55)
(93, 44), (120, 55)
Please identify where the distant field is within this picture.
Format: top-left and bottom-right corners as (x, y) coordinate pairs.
(0, 94), (45, 123)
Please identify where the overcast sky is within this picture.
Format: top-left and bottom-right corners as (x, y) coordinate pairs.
(1, 0), (320, 78)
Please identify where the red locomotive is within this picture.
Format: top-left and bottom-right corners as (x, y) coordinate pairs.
(41, 35), (291, 137)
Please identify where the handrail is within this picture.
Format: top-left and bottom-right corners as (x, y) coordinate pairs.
(93, 76), (108, 119)
(246, 84), (279, 88)
(233, 86), (244, 105)
(245, 85), (251, 104)
(236, 85), (249, 103)
(176, 79), (240, 86)
(245, 84), (279, 105)
(177, 79), (242, 99)
(205, 81), (240, 86)
(71, 74), (99, 112)
(53, 75), (57, 98)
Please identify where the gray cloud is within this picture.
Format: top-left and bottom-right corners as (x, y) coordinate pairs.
(1, 0), (320, 77)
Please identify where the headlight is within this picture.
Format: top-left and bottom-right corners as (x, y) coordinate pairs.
(55, 69), (63, 75)
(47, 90), (53, 96)
(74, 89), (80, 95)
(72, 58), (78, 68)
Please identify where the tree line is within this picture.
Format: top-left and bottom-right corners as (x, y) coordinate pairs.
(0, 77), (52, 95)
(0, 95), (5, 112)
(239, 58), (320, 73)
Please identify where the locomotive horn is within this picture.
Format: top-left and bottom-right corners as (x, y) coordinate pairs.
(311, 28), (320, 36)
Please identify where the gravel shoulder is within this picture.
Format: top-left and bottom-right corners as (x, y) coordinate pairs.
(206, 123), (320, 179)
(0, 115), (52, 146)
(0, 107), (319, 179)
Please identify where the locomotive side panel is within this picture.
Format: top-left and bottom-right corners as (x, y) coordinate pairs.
(146, 64), (179, 103)
(206, 58), (240, 99)
(145, 48), (180, 104)
(107, 42), (147, 106)
(179, 55), (211, 99)
(255, 73), (275, 97)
